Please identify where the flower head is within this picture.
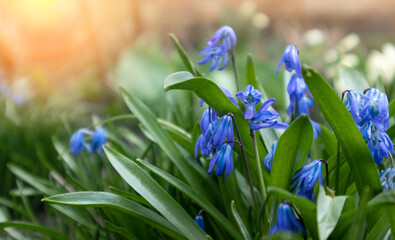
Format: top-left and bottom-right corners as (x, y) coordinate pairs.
(200, 108), (217, 133)
(206, 25), (237, 52)
(344, 89), (367, 124)
(291, 160), (324, 201)
(210, 115), (234, 150)
(91, 127), (107, 155)
(198, 45), (228, 72)
(250, 98), (289, 130)
(69, 128), (92, 155)
(236, 84), (262, 120)
(208, 143), (234, 177)
(194, 215), (205, 231)
(264, 140), (278, 171)
(276, 45), (302, 78)
(195, 121), (217, 158)
(380, 168), (395, 191)
(287, 74), (307, 101)
(359, 122), (395, 165)
(360, 88), (390, 131)
(270, 202), (306, 236)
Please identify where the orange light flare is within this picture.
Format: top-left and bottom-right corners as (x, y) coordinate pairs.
(0, 0), (137, 88)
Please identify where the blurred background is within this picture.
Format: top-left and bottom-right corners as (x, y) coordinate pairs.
(1, 0), (395, 195)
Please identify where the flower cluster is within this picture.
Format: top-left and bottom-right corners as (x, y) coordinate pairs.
(344, 88), (395, 165)
(70, 127), (107, 155)
(270, 201), (306, 237)
(236, 85), (288, 130)
(195, 108), (235, 177)
(380, 168), (395, 191)
(198, 26), (236, 72)
(277, 45), (321, 138)
(291, 160), (324, 202)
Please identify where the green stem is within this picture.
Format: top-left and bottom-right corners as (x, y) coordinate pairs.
(230, 46), (240, 92)
(250, 130), (267, 200)
(229, 113), (259, 210)
(335, 141), (341, 192)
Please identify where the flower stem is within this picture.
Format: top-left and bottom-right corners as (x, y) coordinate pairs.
(250, 130), (267, 200)
(230, 46), (240, 92)
(229, 113), (258, 210)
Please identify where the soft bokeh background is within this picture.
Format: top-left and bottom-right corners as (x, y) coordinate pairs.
(1, 0), (395, 195)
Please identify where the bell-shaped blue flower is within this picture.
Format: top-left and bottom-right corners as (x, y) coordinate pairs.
(194, 215), (205, 231)
(208, 143), (234, 177)
(291, 160), (323, 201)
(250, 98), (289, 130)
(287, 74), (307, 101)
(210, 115), (234, 150)
(270, 202), (306, 236)
(195, 109), (218, 158)
(264, 140), (278, 170)
(236, 84), (262, 120)
(380, 168), (395, 191)
(199, 86), (237, 107)
(206, 25), (237, 52)
(91, 127), (107, 155)
(69, 128), (92, 155)
(198, 45), (228, 72)
(360, 88), (389, 131)
(276, 45), (302, 78)
(200, 108), (217, 133)
(344, 89), (367, 124)
(359, 122), (395, 165)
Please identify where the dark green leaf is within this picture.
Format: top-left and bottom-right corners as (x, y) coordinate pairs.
(0, 221), (68, 240)
(269, 115), (313, 190)
(245, 54), (258, 88)
(104, 146), (207, 240)
(231, 201), (251, 240)
(43, 192), (184, 239)
(169, 33), (201, 76)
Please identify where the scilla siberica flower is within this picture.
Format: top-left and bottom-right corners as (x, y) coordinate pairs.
(291, 160), (323, 202)
(270, 201), (306, 236)
(210, 115), (234, 150)
(194, 215), (205, 231)
(360, 88), (390, 131)
(264, 140), (278, 171)
(91, 127), (107, 155)
(236, 84), (262, 120)
(277, 45), (321, 139)
(208, 143), (234, 177)
(249, 98), (289, 130)
(359, 122), (395, 165)
(198, 26), (236, 72)
(380, 168), (395, 191)
(70, 128), (91, 155)
(195, 108), (217, 157)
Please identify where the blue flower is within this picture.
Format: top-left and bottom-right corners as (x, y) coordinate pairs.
(199, 86), (237, 107)
(276, 45), (302, 78)
(264, 140), (278, 170)
(270, 202), (306, 236)
(206, 25), (237, 52)
(69, 128), (92, 155)
(287, 74), (307, 101)
(208, 143), (234, 177)
(359, 122), (395, 165)
(236, 84), (262, 120)
(250, 98), (289, 130)
(360, 88), (390, 131)
(291, 160), (323, 201)
(194, 215), (205, 231)
(343, 89), (367, 124)
(380, 168), (395, 191)
(200, 108), (217, 133)
(91, 127), (107, 155)
(210, 115), (234, 150)
(198, 45), (228, 72)
(195, 109), (217, 158)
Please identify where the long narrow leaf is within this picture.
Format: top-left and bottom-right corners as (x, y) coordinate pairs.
(0, 221), (68, 240)
(230, 201), (251, 240)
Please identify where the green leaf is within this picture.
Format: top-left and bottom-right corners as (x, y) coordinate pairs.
(231, 201), (251, 240)
(169, 33), (201, 76)
(302, 65), (382, 199)
(104, 146), (207, 240)
(316, 187), (347, 240)
(318, 124), (338, 157)
(338, 67), (369, 92)
(0, 221), (68, 240)
(121, 87), (215, 201)
(269, 115), (313, 190)
(43, 192), (184, 239)
(245, 54), (258, 88)
(349, 187), (370, 240)
(366, 215), (390, 240)
(163, 71), (259, 183)
(135, 158), (243, 240)
(267, 187), (318, 238)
